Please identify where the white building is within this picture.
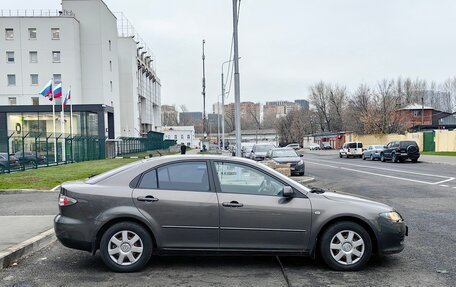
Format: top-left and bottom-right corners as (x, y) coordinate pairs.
(162, 126), (200, 148)
(0, 0), (161, 140)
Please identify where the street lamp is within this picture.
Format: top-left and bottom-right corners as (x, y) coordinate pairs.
(221, 57), (240, 150)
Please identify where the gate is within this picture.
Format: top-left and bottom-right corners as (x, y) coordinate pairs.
(423, 131), (435, 152)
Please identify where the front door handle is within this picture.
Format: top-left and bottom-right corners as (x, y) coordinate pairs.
(222, 201), (243, 208)
(137, 195), (159, 202)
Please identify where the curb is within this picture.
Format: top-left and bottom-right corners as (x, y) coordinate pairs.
(0, 189), (55, 194)
(0, 228), (56, 269)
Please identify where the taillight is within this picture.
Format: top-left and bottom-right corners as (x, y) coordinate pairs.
(348, 148), (350, 152)
(58, 194), (77, 207)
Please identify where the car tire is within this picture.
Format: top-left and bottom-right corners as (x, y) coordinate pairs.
(339, 153), (342, 158)
(411, 159), (418, 163)
(362, 154), (366, 160)
(100, 222), (153, 273)
(369, 155), (374, 161)
(380, 153), (386, 162)
(319, 221), (372, 271)
(392, 153), (397, 163)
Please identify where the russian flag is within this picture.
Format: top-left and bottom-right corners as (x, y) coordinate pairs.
(39, 80), (53, 100)
(54, 83), (62, 99)
(63, 89), (71, 108)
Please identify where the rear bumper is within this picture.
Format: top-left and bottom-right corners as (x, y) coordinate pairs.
(397, 153), (420, 160)
(54, 214), (93, 252)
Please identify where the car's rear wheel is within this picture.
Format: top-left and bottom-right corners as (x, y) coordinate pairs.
(380, 153), (386, 162)
(100, 222), (153, 272)
(392, 153), (397, 163)
(411, 158), (418, 163)
(319, 221), (372, 271)
(362, 154), (366, 160)
(339, 153), (342, 158)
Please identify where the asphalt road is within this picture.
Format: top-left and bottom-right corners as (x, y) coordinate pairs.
(1, 153), (456, 286)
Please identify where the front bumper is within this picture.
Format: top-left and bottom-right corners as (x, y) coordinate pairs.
(377, 217), (408, 254)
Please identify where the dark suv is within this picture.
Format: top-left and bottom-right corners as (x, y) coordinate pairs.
(14, 151), (47, 167)
(381, 141), (420, 163)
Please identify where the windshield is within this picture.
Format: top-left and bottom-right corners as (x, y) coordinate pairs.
(272, 149), (298, 157)
(255, 145), (274, 152)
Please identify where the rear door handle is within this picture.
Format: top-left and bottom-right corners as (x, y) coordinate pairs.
(137, 195), (159, 202)
(222, 201), (243, 208)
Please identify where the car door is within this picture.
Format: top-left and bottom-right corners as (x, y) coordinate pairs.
(132, 160), (219, 249)
(212, 160), (312, 251)
(384, 142), (393, 159)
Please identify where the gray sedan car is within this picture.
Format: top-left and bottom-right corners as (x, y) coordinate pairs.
(362, 145), (385, 160)
(54, 155), (407, 272)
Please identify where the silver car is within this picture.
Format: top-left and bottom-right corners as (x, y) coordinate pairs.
(362, 145), (385, 161)
(54, 155), (407, 272)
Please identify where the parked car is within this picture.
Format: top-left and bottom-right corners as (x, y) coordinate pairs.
(0, 153), (19, 173)
(362, 145), (385, 161)
(285, 143), (300, 150)
(381, 141), (420, 163)
(250, 143), (275, 161)
(339, 142), (364, 158)
(14, 151), (47, 166)
(241, 143), (255, 158)
(320, 142), (333, 150)
(308, 143), (320, 150)
(55, 155), (407, 272)
(266, 148), (305, 176)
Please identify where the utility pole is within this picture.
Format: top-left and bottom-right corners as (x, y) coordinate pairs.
(421, 96), (424, 129)
(232, 0), (241, 157)
(202, 39), (207, 138)
(221, 72), (226, 150)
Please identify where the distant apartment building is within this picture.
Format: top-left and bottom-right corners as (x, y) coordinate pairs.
(0, 0), (161, 146)
(179, 111), (202, 125)
(161, 104), (178, 126)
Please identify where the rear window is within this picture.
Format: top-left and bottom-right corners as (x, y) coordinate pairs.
(348, 143), (356, 148)
(400, 141), (417, 147)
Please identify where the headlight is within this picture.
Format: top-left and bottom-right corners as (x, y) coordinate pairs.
(298, 159), (304, 165)
(380, 211), (403, 222)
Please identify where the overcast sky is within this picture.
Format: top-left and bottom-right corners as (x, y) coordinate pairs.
(6, 0), (456, 112)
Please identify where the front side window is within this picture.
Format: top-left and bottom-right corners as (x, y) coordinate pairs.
(29, 51), (38, 63)
(5, 28), (13, 40)
(7, 74), (16, 86)
(51, 28), (60, 39)
(52, 51), (61, 63)
(28, 28), (37, 39)
(157, 162), (209, 192)
(214, 162), (285, 196)
(6, 51), (14, 63)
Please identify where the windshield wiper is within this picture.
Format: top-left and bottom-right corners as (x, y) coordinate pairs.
(309, 187), (326, 194)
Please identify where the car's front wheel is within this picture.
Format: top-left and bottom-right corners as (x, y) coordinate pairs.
(100, 222), (153, 272)
(319, 221), (372, 271)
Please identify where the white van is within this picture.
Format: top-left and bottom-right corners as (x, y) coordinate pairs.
(339, 142), (364, 158)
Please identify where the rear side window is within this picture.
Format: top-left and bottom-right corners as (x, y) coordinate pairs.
(138, 169), (157, 189)
(400, 141), (417, 147)
(358, 143), (363, 148)
(157, 162), (210, 192)
(348, 143), (357, 148)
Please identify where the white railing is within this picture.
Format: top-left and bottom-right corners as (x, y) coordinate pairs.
(0, 9), (75, 17)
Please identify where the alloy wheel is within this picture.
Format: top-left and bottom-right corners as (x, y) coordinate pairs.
(329, 230), (365, 265)
(108, 230), (144, 266)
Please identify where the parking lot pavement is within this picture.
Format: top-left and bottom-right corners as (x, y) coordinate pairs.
(1, 157), (456, 286)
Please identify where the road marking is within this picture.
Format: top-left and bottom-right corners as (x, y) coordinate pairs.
(453, 187), (456, 189)
(306, 161), (449, 185)
(307, 158), (454, 183)
(439, 185), (450, 187)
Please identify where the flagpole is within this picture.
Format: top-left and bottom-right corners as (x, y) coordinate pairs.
(69, 86), (73, 138)
(52, 91), (57, 163)
(61, 88), (66, 162)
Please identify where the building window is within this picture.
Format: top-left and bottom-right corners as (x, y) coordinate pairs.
(109, 60), (112, 71)
(181, 135), (184, 139)
(52, 51), (60, 63)
(187, 142), (190, 146)
(5, 28), (13, 40)
(53, 74), (61, 85)
(6, 51), (14, 63)
(30, 74), (38, 85)
(32, 97), (39, 105)
(28, 28), (37, 39)
(187, 134), (190, 139)
(108, 40), (111, 51)
(174, 135), (177, 140)
(7, 74), (16, 86)
(51, 28), (60, 39)
(29, 51), (38, 63)
(110, 81), (113, 92)
(8, 97), (17, 105)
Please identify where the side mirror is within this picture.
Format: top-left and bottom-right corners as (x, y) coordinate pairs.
(282, 186), (294, 197)
(384, 145), (388, 149)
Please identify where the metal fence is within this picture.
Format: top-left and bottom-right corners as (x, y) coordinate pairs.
(0, 130), (176, 174)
